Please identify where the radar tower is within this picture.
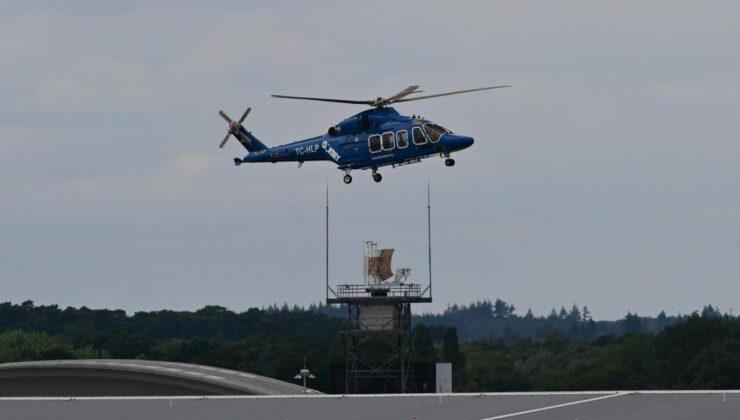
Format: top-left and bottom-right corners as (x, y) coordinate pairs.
(326, 188), (433, 393)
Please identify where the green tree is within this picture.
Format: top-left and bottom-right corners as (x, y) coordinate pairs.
(411, 324), (436, 362)
(558, 307), (568, 319)
(582, 306), (591, 321)
(701, 305), (720, 318)
(442, 327), (461, 364)
(568, 305), (581, 322)
(442, 327), (465, 389)
(0, 330), (97, 362)
(624, 312), (643, 333)
(493, 299), (508, 318)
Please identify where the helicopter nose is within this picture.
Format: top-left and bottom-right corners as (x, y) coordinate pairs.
(446, 134), (474, 150)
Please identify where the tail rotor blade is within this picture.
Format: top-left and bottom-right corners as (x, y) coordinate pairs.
(238, 107), (251, 124)
(219, 110), (233, 124)
(219, 132), (231, 148)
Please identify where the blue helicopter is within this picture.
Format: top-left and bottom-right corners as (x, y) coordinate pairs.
(218, 85), (508, 184)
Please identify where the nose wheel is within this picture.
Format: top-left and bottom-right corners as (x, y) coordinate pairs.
(343, 174), (353, 184)
(445, 158), (456, 167)
(372, 173), (383, 183)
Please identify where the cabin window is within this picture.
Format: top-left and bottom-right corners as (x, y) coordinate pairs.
(368, 134), (381, 152)
(381, 132), (395, 150)
(396, 130), (408, 149)
(412, 126), (427, 145)
(423, 124), (447, 143)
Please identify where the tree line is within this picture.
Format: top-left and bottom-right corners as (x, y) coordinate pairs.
(0, 299), (734, 392)
(457, 314), (740, 390)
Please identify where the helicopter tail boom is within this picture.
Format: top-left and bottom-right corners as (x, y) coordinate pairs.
(234, 126), (269, 153)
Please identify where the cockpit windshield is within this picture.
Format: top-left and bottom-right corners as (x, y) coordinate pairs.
(422, 124), (451, 143)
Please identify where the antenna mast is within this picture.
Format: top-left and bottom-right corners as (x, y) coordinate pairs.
(428, 184), (432, 297)
(325, 184), (329, 301)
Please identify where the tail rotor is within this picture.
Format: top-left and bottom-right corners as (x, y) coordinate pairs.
(218, 107), (251, 148)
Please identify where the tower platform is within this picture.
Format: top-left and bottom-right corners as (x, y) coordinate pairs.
(326, 284), (432, 304)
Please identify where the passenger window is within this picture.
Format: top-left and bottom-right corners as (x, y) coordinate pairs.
(381, 132), (394, 150)
(368, 135), (381, 152)
(396, 130), (408, 149)
(412, 127), (427, 145)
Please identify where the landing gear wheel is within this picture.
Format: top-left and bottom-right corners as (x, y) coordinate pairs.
(373, 173), (383, 183)
(343, 174), (353, 184)
(445, 158), (456, 167)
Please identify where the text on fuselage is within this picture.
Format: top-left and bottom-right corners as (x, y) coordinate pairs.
(322, 141), (341, 161)
(294, 144), (320, 155)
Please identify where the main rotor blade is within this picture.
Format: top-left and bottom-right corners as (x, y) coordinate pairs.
(218, 110), (233, 123)
(238, 107), (251, 123)
(394, 85), (510, 103)
(382, 85), (421, 105)
(270, 94), (372, 105)
(219, 132), (231, 148)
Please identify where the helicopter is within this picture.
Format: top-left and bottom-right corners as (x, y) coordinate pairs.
(217, 85), (508, 184)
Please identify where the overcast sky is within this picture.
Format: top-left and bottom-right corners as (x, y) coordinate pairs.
(1, 1), (739, 319)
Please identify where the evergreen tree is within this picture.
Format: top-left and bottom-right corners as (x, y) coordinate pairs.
(656, 310), (669, 330)
(582, 306), (591, 321)
(558, 307), (568, 319)
(568, 304), (581, 322)
(411, 325), (436, 362)
(442, 327), (462, 365)
(624, 312), (643, 332)
(701, 305), (720, 318)
(442, 327), (465, 390)
(493, 299), (508, 319)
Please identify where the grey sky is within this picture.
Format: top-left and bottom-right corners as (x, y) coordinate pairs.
(1, 1), (739, 319)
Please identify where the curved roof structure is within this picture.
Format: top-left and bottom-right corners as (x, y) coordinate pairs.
(0, 359), (312, 397)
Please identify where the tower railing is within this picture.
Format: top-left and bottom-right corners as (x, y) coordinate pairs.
(334, 284), (423, 299)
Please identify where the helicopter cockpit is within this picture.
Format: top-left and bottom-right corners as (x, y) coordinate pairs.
(422, 123), (452, 142)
